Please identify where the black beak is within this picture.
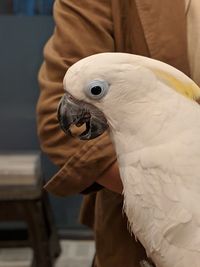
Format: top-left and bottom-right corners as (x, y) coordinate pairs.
(57, 93), (109, 140)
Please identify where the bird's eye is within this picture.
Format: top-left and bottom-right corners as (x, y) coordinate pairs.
(85, 80), (109, 100)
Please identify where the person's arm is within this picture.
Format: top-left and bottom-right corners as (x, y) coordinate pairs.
(37, 0), (121, 196)
(97, 161), (123, 194)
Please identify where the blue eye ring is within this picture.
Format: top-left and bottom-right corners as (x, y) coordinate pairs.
(85, 80), (109, 100)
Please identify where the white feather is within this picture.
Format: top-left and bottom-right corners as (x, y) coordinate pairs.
(64, 53), (200, 267)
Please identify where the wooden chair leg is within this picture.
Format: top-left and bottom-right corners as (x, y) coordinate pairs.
(42, 192), (61, 258)
(91, 254), (96, 267)
(23, 200), (54, 267)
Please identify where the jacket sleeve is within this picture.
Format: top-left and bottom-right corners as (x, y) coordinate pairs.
(36, 0), (117, 196)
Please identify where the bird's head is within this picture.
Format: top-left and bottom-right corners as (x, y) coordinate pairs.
(58, 52), (157, 140)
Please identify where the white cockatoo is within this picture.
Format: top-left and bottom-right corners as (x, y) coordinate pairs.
(57, 53), (200, 267)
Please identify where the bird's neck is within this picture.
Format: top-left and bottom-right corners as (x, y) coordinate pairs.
(108, 87), (184, 156)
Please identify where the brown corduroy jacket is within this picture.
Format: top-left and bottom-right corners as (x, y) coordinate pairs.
(37, 0), (189, 196)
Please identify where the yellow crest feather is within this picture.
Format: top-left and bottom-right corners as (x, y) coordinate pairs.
(152, 69), (200, 102)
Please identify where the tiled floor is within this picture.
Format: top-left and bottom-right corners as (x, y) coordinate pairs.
(0, 240), (95, 267)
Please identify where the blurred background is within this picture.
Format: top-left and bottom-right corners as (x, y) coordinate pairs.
(0, 0), (54, 15)
(0, 1), (94, 266)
